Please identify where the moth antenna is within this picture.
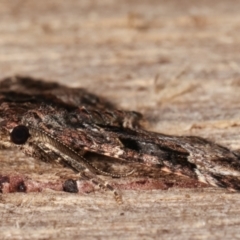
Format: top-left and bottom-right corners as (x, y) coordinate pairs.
(28, 125), (134, 178)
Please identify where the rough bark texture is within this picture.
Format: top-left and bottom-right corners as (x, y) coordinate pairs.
(1, 0), (240, 239)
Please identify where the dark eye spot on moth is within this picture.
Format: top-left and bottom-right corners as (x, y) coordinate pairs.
(10, 125), (30, 145)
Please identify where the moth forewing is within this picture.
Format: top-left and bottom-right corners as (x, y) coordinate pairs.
(1, 76), (240, 204)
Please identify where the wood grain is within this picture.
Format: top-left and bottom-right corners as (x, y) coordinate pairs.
(1, 0), (240, 239)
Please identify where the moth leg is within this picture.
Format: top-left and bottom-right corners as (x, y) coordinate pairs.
(22, 143), (80, 175)
(30, 144), (61, 163)
(22, 143), (122, 203)
(80, 169), (123, 204)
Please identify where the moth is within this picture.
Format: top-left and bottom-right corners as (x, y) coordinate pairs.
(1, 76), (240, 203)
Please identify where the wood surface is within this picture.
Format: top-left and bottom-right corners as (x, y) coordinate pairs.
(1, 0), (240, 239)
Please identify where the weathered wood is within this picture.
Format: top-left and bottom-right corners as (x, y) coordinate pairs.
(1, 0), (240, 239)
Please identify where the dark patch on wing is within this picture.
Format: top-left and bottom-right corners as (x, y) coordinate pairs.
(211, 157), (240, 171)
(119, 137), (141, 151)
(211, 174), (240, 191)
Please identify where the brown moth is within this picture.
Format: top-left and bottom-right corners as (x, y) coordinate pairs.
(1, 76), (240, 203)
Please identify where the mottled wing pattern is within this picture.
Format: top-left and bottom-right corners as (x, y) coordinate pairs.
(1, 76), (240, 203)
